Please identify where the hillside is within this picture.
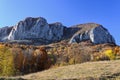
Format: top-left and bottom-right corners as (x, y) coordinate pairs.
(22, 60), (120, 80)
(0, 17), (119, 79)
(3, 60), (120, 80)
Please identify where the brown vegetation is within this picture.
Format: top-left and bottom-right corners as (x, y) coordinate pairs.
(46, 41), (120, 68)
(0, 43), (51, 76)
(21, 60), (120, 80)
(0, 41), (120, 77)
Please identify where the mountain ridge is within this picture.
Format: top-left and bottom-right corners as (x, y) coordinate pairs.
(0, 17), (115, 45)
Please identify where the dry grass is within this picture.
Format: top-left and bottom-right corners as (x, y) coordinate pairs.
(18, 60), (120, 80)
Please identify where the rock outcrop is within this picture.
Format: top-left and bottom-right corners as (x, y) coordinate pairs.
(8, 17), (65, 43)
(69, 23), (115, 44)
(0, 26), (12, 41)
(49, 22), (65, 41)
(0, 17), (116, 44)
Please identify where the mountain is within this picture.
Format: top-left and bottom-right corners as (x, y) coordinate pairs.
(7, 17), (65, 44)
(0, 17), (115, 45)
(0, 17), (120, 79)
(68, 23), (115, 44)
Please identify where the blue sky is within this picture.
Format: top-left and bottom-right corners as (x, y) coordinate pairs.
(0, 0), (120, 45)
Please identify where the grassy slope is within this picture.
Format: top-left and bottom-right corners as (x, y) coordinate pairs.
(18, 60), (120, 80)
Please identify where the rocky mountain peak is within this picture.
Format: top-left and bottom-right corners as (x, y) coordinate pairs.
(23, 17), (47, 25)
(69, 23), (115, 44)
(7, 17), (65, 44)
(49, 22), (63, 27)
(0, 17), (116, 45)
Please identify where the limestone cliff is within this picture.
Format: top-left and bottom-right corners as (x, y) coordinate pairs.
(0, 26), (12, 41)
(8, 17), (65, 42)
(69, 23), (115, 44)
(0, 17), (115, 44)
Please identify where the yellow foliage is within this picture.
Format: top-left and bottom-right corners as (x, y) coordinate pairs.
(48, 53), (56, 64)
(0, 45), (4, 48)
(0, 46), (17, 76)
(69, 58), (75, 65)
(104, 49), (115, 60)
(59, 62), (68, 66)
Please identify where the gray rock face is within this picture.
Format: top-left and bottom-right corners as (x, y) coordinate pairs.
(0, 17), (115, 45)
(48, 22), (65, 41)
(8, 17), (65, 42)
(89, 26), (115, 44)
(0, 26), (12, 41)
(69, 23), (115, 44)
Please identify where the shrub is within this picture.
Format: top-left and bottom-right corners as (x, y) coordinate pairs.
(0, 45), (17, 76)
(59, 62), (68, 66)
(114, 46), (120, 56)
(68, 58), (75, 65)
(93, 53), (110, 61)
(67, 45), (91, 64)
(104, 49), (116, 60)
(47, 52), (56, 64)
